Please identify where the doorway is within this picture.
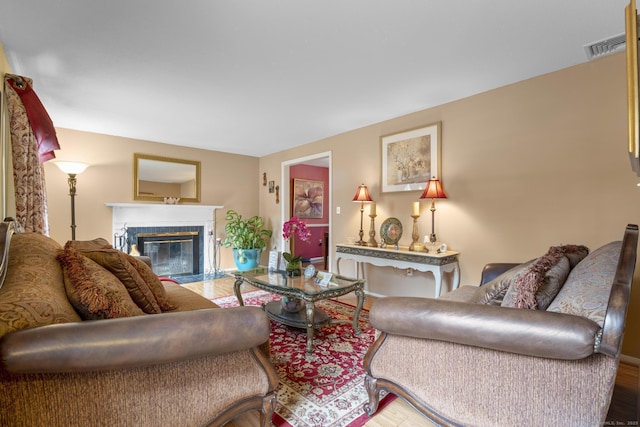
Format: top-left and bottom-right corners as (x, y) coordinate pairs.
(281, 151), (332, 269)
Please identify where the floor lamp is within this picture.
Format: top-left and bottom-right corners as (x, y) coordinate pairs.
(55, 161), (90, 240)
(352, 183), (373, 246)
(419, 178), (447, 243)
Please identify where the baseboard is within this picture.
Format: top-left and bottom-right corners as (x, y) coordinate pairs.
(620, 354), (640, 366)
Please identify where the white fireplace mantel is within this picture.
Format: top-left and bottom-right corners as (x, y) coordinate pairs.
(106, 203), (223, 274)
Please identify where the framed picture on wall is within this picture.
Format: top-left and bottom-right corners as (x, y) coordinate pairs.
(292, 178), (323, 218)
(380, 121), (441, 193)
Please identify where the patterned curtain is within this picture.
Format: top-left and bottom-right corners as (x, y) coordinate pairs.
(3, 74), (60, 235)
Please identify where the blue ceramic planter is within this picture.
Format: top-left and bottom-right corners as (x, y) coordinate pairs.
(233, 248), (261, 271)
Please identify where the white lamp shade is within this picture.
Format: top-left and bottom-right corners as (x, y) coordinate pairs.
(55, 161), (90, 175)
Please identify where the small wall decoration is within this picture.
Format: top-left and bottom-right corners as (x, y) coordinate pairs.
(268, 180), (275, 193)
(381, 122), (441, 193)
(275, 185), (280, 204)
(292, 178), (324, 218)
(263, 172), (267, 186)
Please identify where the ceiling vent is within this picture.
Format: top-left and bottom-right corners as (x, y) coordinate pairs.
(584, 33), (628, 60)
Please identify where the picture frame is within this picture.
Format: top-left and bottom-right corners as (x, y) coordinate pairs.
(292, 178), (324, 218)
(268, 180), (275, 193)
(625, 0), (640, 176)
(380, 122), (441, 193)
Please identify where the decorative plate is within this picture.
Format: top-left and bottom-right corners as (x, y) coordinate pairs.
(380, 217), (403, 246)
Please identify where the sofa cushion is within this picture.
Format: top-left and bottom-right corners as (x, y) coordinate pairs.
(67, 241), (162, 314)
(57, 246), (145, 320)
(67, 237), (112, 252)
(500, 244), (588, 310)
(68, 239), (176, 312)
(127, 255), (176, 311)
(502, 256), (570, 310)
(163, 281), (219, 311)
(547, 241), (621, 326)
(0, 233), (81, 337)
(561, 244), (590, 268)
(475, 261), (534, 305)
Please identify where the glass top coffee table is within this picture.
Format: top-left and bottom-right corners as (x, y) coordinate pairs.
(233, 267), (365, 354)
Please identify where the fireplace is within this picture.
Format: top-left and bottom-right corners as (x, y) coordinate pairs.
(106, 203), (223, 280)
(127, 226), (203, 277)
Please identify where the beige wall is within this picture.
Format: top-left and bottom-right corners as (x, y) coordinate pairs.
(44, 128), (261, 269)
(259, 53), (640, 358)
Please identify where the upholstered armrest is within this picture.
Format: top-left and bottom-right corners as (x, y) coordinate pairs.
(370, 297), (601, 360)
(1, 306), (269, 374)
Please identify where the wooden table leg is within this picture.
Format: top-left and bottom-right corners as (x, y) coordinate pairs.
(233, 276), (245, 306)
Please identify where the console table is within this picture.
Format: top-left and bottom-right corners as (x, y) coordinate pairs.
(335, 244), (460, 298)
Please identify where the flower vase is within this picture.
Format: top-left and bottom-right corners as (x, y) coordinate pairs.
(281, 295), (305, 313)
(286, 259), (302, 277)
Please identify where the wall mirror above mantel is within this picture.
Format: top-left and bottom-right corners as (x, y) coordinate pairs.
(133, 153), (201, 203)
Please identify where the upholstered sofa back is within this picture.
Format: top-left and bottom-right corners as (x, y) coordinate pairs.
(0, 233), (81, 337)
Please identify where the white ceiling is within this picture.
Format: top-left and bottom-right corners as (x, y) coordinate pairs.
(0, 0), (631, 157)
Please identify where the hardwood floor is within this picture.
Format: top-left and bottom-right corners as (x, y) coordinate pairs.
(184, 278), (639, 426)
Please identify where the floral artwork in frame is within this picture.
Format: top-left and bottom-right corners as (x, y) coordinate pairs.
(380, 122), (441, 193)
(292, 178), (324, 219)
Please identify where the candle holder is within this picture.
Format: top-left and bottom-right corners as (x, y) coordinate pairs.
(409, 214), (421, 251)
(367, 213), (378, 247)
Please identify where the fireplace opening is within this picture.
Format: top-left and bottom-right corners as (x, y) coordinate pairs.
(137, 231), (201, 277)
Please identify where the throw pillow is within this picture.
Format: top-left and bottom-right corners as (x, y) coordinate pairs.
(501, 243), (583, 310)
(67, 237), (112, 252)
(475, 261), (534, 305)
(67, 241), (162, 314)
(547, 241), (620, 327)
(560, 244), (590, 268)
(502, 255), (570, 310)
(57, 246), (145, 319)
(126, 254), (176, 311)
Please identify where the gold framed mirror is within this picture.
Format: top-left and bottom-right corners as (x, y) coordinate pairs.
(133, 153), (201, 202)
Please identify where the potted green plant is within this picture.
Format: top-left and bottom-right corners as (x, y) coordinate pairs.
(222, 210), (272, 271)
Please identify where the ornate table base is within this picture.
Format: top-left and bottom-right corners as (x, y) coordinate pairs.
(234, 269), (365, 354)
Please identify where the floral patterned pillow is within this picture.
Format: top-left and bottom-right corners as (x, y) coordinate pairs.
(547, 241), (621, 326)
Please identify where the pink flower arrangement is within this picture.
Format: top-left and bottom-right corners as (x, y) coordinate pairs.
(282, 216), (311, 242)
(282, 216), (311, 266)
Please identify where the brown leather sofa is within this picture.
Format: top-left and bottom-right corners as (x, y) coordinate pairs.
(0, 220), (278, 427)
(363, 224), (638, 427)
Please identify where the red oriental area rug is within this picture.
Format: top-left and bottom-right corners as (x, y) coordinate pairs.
(211, 290), (395, 427)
